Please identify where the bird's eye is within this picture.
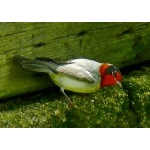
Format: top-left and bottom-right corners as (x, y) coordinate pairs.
(112, 71), (116, 76)
(104, 64), (122, 81)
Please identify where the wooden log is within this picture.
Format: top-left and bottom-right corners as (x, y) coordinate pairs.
(0, 22), (150, 99)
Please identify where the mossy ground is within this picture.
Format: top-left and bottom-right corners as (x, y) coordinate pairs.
(0, 67), (149, 128)
(122, 67), (150, 127)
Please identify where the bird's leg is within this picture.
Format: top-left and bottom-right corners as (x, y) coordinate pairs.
(60, 87), (71, 103)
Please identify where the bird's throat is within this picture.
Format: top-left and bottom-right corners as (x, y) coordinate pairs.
(101, 74), (116, 88)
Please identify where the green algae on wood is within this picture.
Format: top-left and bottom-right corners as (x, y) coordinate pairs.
(1, 22), (150, 99)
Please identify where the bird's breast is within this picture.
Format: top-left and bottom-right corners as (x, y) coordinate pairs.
(50, 73), (100, 93)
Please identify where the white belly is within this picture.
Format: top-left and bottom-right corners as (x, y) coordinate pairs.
(50, 74), (100, 93)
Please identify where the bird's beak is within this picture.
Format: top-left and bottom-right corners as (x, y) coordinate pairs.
(116, 80), (122, 88)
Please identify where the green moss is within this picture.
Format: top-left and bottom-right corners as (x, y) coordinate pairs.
(62, 87), (130, 128)
(0, 97), (68, 127)
(0, 86), (133, 128)
(122, 67), (150, 127)
(0, 67), (149, 127)
(116, 109), (137, 127)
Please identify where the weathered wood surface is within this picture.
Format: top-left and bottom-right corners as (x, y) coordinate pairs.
(0, 22), (150, 99)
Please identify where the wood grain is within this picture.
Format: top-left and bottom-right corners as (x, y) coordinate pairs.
(0, 22), (150, 99)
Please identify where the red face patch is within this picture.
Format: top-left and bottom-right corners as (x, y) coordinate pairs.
(115, 72), (122, 82)
(100, 63), (109, 76)
(100, 63), (122, 88)
(101, 74), (117, 87)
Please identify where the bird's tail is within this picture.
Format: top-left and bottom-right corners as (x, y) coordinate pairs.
(13, 55), (58, 74)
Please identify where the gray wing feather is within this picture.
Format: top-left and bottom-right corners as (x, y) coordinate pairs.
(56, 64), (97, 83)
(20, 58), (99, 83)
(21, 60), (56, 74)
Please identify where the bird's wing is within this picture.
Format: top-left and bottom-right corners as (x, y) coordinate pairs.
(18, 57), (99, 83)
(27, 58), (98, 82)
(56, 64), (98, 83)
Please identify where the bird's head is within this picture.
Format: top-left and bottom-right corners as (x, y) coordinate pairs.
(100, 63), (122, 88)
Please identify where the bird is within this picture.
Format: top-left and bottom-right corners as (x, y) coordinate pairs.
(15, 56), (122, 104)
